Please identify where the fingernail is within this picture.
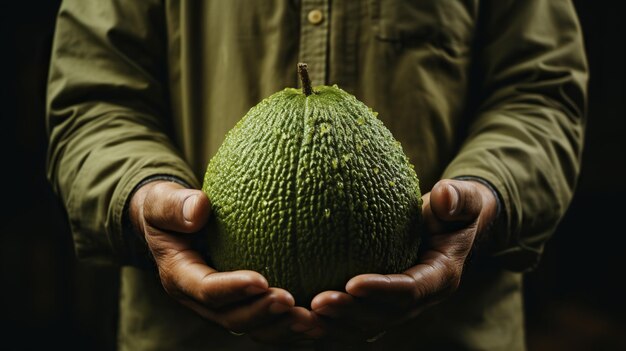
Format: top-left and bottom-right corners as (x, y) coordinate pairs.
(245, 285), (266, 295)
(183, 194), (198, 222)
(291, 323), (313, 332)
(269, 302), (290, 314)
(448, 184), (459, 215)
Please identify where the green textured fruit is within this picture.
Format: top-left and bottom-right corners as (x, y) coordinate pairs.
(203, 64), (422, 305)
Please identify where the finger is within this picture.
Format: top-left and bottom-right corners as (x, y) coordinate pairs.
(143, 181), (211, 233)
(155, 246), (270, 309)
(421, 192), (446, 235)
(215, 288), (295, 333)
(430, 179), (483, 223)
(346, 232), (474, 309)
(248, 306), (323, 344)
(402, 248), (469, 304)
(311, 291), (398, 330)
(344, 274), (419, 307)
(311, 290), (354, 318)
(311, 291), (399, 344)
(146, 226), (269, 306)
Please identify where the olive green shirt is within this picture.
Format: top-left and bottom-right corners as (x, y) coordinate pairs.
(46, 0), (588, 350)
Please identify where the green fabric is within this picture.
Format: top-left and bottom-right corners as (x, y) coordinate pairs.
(46, 0), (588, 350)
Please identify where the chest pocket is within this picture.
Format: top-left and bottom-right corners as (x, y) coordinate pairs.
(368, 0), (473, 57)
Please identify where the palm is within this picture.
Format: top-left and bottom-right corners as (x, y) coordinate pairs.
(309, 179), (498, 344)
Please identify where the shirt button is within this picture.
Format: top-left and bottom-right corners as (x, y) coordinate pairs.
(307, 9), (324, 25)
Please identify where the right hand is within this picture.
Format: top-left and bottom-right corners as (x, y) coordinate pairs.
(129, 180), (322, 345)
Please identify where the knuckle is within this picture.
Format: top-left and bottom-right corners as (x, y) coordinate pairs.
(144, 184), (164, 209)
(150, 181), (171, 197)
(144, 183), (183, 225)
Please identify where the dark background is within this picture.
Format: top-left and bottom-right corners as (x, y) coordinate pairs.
(1, 1), (624, 350)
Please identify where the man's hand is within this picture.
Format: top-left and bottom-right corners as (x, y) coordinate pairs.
(129, 181), (321, 345)
(310, 179), (499, 343)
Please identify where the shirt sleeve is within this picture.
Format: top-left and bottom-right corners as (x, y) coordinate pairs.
(46, 0), (199, 265)
(442, 0), (588, 271)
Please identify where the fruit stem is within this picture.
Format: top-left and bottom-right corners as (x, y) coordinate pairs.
(298, 63), (314, 96)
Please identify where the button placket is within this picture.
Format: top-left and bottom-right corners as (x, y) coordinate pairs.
(307, 9), (324, 25)
(298, 0), (329, 87)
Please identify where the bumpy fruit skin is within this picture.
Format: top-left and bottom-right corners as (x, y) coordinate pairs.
(203, 85), (422, 305)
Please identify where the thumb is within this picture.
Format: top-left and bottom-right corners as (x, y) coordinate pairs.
(429, 179), (483, 223)
(143, 181), (211, 233)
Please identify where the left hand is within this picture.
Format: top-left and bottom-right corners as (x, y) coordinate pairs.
(310, 179), (499, 344)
